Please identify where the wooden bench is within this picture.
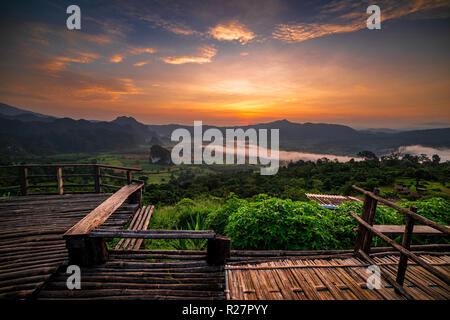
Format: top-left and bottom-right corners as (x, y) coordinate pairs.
(89, 229), (230, 266)
(63, 183), (230, 266)
(63, 184), (143, 266)
(373, 225), (448, 237)
(114, 205), (154, 250)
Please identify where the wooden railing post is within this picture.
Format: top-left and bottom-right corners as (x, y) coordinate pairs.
(93, 165), (102, 193)
(57, 167), (63, 195)
(64, 184), (143, 266)
(395, 206), (416, 288)
(19, 166), (29, 196)
(207, 235), (231, 265)
(129, 187), (142, 206)
(354, 188), (379, 254)
(126, 170), (133, 185)
(65, 235), (109, 266)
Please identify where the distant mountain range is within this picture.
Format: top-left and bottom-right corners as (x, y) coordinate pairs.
(0, 102), (449, 159)
(0, 103), (57, 122)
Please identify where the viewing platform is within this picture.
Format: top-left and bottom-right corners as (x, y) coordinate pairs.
(0, 164), (448, 300)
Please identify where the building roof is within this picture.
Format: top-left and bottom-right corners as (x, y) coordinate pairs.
(306, 193), (362, 207)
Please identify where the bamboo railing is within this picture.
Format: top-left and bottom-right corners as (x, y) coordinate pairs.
(0, 164), (143, 195)
(351, 185), (450, 299)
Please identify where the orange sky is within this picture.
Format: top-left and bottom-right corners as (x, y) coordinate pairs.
(0, 0), (449, 128)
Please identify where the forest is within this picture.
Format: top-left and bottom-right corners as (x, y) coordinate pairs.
(137, 153), (449, 251)
(1, 152), (449, 251)
(143, 152), (449, 205)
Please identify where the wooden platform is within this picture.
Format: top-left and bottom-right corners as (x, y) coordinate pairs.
(225, 253), (450, 300)
(373, 225), (446, 236)
(0, 193), (449, 300)
(0, 193), (138, 299)
(36, 250), (225, 300)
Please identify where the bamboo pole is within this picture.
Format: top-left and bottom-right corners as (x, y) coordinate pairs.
(349, 210), (450, 284)
(352, 185), (450, 235)
(396, 206), (416, 287)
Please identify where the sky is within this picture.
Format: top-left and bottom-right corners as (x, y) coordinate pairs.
(0, 0), (449, 128)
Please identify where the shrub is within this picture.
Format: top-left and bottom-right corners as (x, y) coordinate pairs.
(205, 193), (247, 235)
(224, 195), (339, 250)
(398, 197), (450, 225)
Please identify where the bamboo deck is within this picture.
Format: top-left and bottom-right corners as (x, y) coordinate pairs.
(0, 193), (138, 299)
(225, 253), (450, 300)
(0, 194), (448, 300)
(37, 250), (225, 300)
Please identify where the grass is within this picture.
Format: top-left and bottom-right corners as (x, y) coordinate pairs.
(378, 178), (450, 200)
(143, 197), (222, 250)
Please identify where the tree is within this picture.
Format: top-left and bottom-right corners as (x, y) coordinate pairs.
(418, 154), (430, 163)
(357, 150), (378, 161)
(413, 168), (429, 186)
(432, 154), (441, 164)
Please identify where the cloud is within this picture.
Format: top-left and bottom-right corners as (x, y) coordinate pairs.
(161, 46), (217, 65)
(124, 7), (201, 37)
(36, 52), (100, 72)
(109, 54), (124, 63)
(165, 25), (199, 36)
(209, 21), (256, 44)
(273, 23), (362, 43)
(397, 145), (450, 161)
(109, 47), (156, 64)
(133, 61), (149, 67)
(32, 23), (115, 45)
(128, 47), (157, 55)
(72, 78), (141, 101)
(273, 0), (450, 43)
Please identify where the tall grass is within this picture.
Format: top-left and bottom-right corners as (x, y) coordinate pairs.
(143, 197), (222, 250)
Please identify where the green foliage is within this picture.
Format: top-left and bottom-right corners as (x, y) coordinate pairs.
(333, 201), (404, 247)
(205, 193), (247, 235)
(224, 195), (340, 250)
(143, 157), (450, 205)
(397, 197), (450, 225)
(144, 197), (221, 250)
(335, 201), (403, 225)
(206, 195), (449, 250)
(171, 213), (208, 250)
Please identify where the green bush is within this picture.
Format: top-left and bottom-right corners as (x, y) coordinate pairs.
(205, 193), (247, 235)
(398, 197), (450, 225)
(147, 195), (449, 251)
(333, 201), (404, 247)
(224, 195), (339, 250)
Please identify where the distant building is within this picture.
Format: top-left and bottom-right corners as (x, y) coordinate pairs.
(306, 193), (362, 209)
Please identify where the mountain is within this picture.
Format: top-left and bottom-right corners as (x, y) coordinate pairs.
(0, 102), (449, 159)
(148, 119), (450, 155)
(111, 116), (159, 142)
(0, 103), (57, 122)
(0, 116), (147, 157)
(358, 128), (402, 134)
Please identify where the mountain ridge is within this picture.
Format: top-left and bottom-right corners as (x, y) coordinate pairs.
(0, 102), (449, 159)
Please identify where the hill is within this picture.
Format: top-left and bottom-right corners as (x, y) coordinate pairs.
(0, 103), (57, 122)
(0, 116), (147, 157)
(0, 103), (449, 158)
(148, 119), (450, 155)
